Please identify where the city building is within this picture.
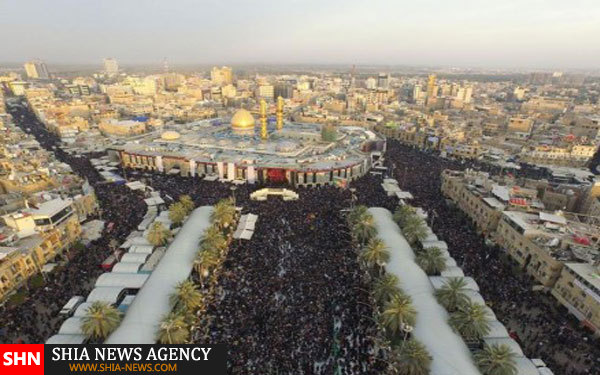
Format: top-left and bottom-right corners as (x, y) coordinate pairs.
(210, 66), (233, 86)
(103, 58), (119, 75)
(109, 107), (384, 187)
(551, 262), (600, 334)
(24, 60), (50, 79)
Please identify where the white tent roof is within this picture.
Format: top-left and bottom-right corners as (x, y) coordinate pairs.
(129, 245), (154, 254)
(395, 191), (414, 200)
(444, 257), (458, 268)
(58, 317), (84, 335)
(112, 262), (143, 274)
(483, 320), (510, 338)
(144, 197), (165, 206)
(73, 302), (93, 317)
(106, 206), (212, 344)
(122, 236), (151, 248)
(484, 306), (497, 321)
(531, 359), (546, 367)
(463, 289), (486, 305)
(424, 231), (438, 242)
(95, 273), (149, 289)
(441, 266), (464, 277)
(233, 229), (254, 240)
(86, 287), (126, 304)
(121, 253), (149, 263)
(370, 208), (481, 375)
(46, 334), (87, 344)
(126, 181), (146, 190)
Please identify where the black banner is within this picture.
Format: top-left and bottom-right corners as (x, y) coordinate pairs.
(44, 345), (227, 375)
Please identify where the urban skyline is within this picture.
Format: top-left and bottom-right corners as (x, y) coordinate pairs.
(1, 2), (599, 374)
(1, 0), (600, 69)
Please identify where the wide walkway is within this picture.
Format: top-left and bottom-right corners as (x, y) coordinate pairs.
(106, 206), (212, 344)
(369, 207), (481, 375)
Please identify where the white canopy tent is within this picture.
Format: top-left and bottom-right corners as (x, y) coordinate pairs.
(126, 181), (146, 191)
(129, 245), (154, 254)
(483, 320), (510, 339)
(233, 213), (258, 240)
(369, 208), (481, 375)
(95, 273), (149, 289)
(441, 266), (465, 277)
(112, 262), (144, 274)
(46, 334), (87, 344)
(121, 253), (150, 263)
(86, 287), (126, 304)
(106, 207), (212, 344)
(73, 302), (93, 317)
(144, 197), (165, 206)
(58, 317), (84, 335)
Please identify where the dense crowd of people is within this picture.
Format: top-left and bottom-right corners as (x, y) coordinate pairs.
(2, 100), (598, 374)
(374, 140), (600, 375)
(201, 187), (382, 374)
(0, 104), (147, 344)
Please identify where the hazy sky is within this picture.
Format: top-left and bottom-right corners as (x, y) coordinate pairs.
(1, 0), (599, 69)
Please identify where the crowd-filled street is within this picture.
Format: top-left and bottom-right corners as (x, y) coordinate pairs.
(374, 140), (600, 375)
(1, 101), (599, 374)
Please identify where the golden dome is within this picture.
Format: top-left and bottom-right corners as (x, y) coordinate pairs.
(161, 130), (181, 140)
(231, 109), (256, 130)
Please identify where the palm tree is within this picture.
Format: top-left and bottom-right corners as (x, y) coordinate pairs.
(179, 195), (194, 214)
(449, 301), (491, 341)
(211, 199), (236, 231)
(347, 205), (369, 226)
(147, 222), (170, 247)
(194, 247), (221, 284)
(156, 312), (189, 344)
(81, 301), (122, 341)
(361, 238), (390, 270)
(393, 205), (416, 228)
(372, 273), (401, 305)
(352, 213), (377, 245)
(401, 215), (428, 245)
(435, 277), (470, 312)
(415, 246), (447, 275)
(201, 227), (228, 255)
(168, 202), (186, 226)
(389, 339), (432, 375)
(474, 343), (518, 375)
(381, 293), (417, 335)
(170, 280), (203, 313)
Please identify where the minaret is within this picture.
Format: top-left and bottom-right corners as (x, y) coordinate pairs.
(276, 96), (284, 131)
(260, 99), (268, 140)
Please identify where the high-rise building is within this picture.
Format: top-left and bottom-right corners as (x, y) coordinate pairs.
(513, 87), (526, 101)
(258, 85), (274, 100)
(412, 84), (422, 102)
(211, 66), (233, 85)
(426, 74), (437, 98)
(365, 77), (377, 90)
(455, 85), (473, 103)
(23, 60), (50, 79)
(103, 58), (119, 75)
(274, 82), (294, 99)
(377, 73), (389, 89)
